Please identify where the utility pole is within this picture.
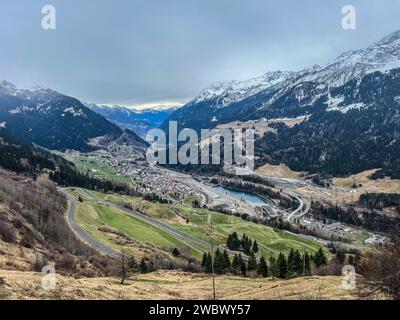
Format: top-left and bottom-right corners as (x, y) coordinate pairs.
(208, 214), (216, 300)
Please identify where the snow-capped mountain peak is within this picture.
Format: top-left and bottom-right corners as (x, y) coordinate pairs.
(0, 81), (61, 103)
(0, 80), (18, 95)
(194, 70), (294, 107)
(299, 30), (400, 87)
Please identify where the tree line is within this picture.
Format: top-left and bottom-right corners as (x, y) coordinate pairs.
(201, 246), (330, 279)
(226, 232), (259, 255)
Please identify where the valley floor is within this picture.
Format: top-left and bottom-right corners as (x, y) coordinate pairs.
(0, 270), (356, 300)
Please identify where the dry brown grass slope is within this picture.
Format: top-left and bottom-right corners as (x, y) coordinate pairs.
(0, 270), (357, 300)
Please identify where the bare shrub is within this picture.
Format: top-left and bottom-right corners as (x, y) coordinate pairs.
(33, 254), (49, 272)
(55, 253), (76, 271)
(357, 231), (400, 299)
(0, 221), (17, 244)
(20, 232), (35, 248)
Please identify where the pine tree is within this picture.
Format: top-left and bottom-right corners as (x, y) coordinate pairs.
(287, 248), (296, 277)
(213, 249), (223, 274)
(304, 252), (312, 276)
(247, 251), (257, 271)
(214, 249), (223, 274)
(227, 233), (233, 250)
(232, 232), (240, 250)
(276, 252), (288, 279)
(240, 259), (247, 276)
(294, 250), (303, 275)
(252, 240), (259, 254)
(232, 254), (240, 274)
(205, 252), (213, 273)
(314, 248), (328, 267)
(201, 252), (208, 268)
(257, 256), (268, 277)
(241, 234), (252, 255)
(269, 256), (278, 278)
(223, 249), (231, 271)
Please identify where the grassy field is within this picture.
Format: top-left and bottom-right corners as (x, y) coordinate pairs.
(171, 207), (325, 257)
(74, 197), (203, 259)
(79, 190), (328, 259)
(66, 155), (133, 186)
(332, 169), (400, 199)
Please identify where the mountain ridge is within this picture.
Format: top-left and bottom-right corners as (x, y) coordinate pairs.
(0, 82), (147, 152)
(85, 103), (178, 137)
(162, 30), (400, 132)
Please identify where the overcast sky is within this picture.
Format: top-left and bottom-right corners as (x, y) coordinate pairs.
(0, 0), (399, 108)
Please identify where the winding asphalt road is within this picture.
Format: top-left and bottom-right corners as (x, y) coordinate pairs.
(62, 190), (120, 258)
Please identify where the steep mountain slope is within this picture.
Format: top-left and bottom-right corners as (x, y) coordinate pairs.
(255, 68), (400, 178)
(0, 83), (146, 152)
(0, 126), (134, 190)
(0, 168), (114, 277)
(163, 30), (400, 132)
(162, 71), (295, 131)
(86, 103), (177, 137)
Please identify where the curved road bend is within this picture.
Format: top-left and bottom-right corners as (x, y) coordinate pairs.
(62, 190), (120, 258)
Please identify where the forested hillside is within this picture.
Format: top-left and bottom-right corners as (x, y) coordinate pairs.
(255, 69), (400, 178)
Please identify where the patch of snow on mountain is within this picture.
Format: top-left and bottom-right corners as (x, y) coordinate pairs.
(64, 107), (84, 117)
(328, 102), (366, 113)
(8, 106), (34, 114)
(325, 94), (345, 110)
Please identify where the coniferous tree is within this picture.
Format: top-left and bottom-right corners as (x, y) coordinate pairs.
(257, 256), (269, 277)
(314, 248), (328, 267)
(287, 248), (296, 277)
(223, 249), (231, 271)
(241, 234), (252, 255)
(276, 252), (288, 279)
(247, 251), (257, 271)
(205, 252), (213, 273)
(240, 258), (247, 276)
(227, 233), (233, 250)
(232, 254), (240, 274)
(304, 252), (312, 276)
(294, 250), (303, 275)
(252, 240), (259, 254)
(214, 249), (223, 274)
(269, 256), (279, 278)
(213, 249), (224, 274)
(232, 232), (240, 250)
(201, 252), (208, 268)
